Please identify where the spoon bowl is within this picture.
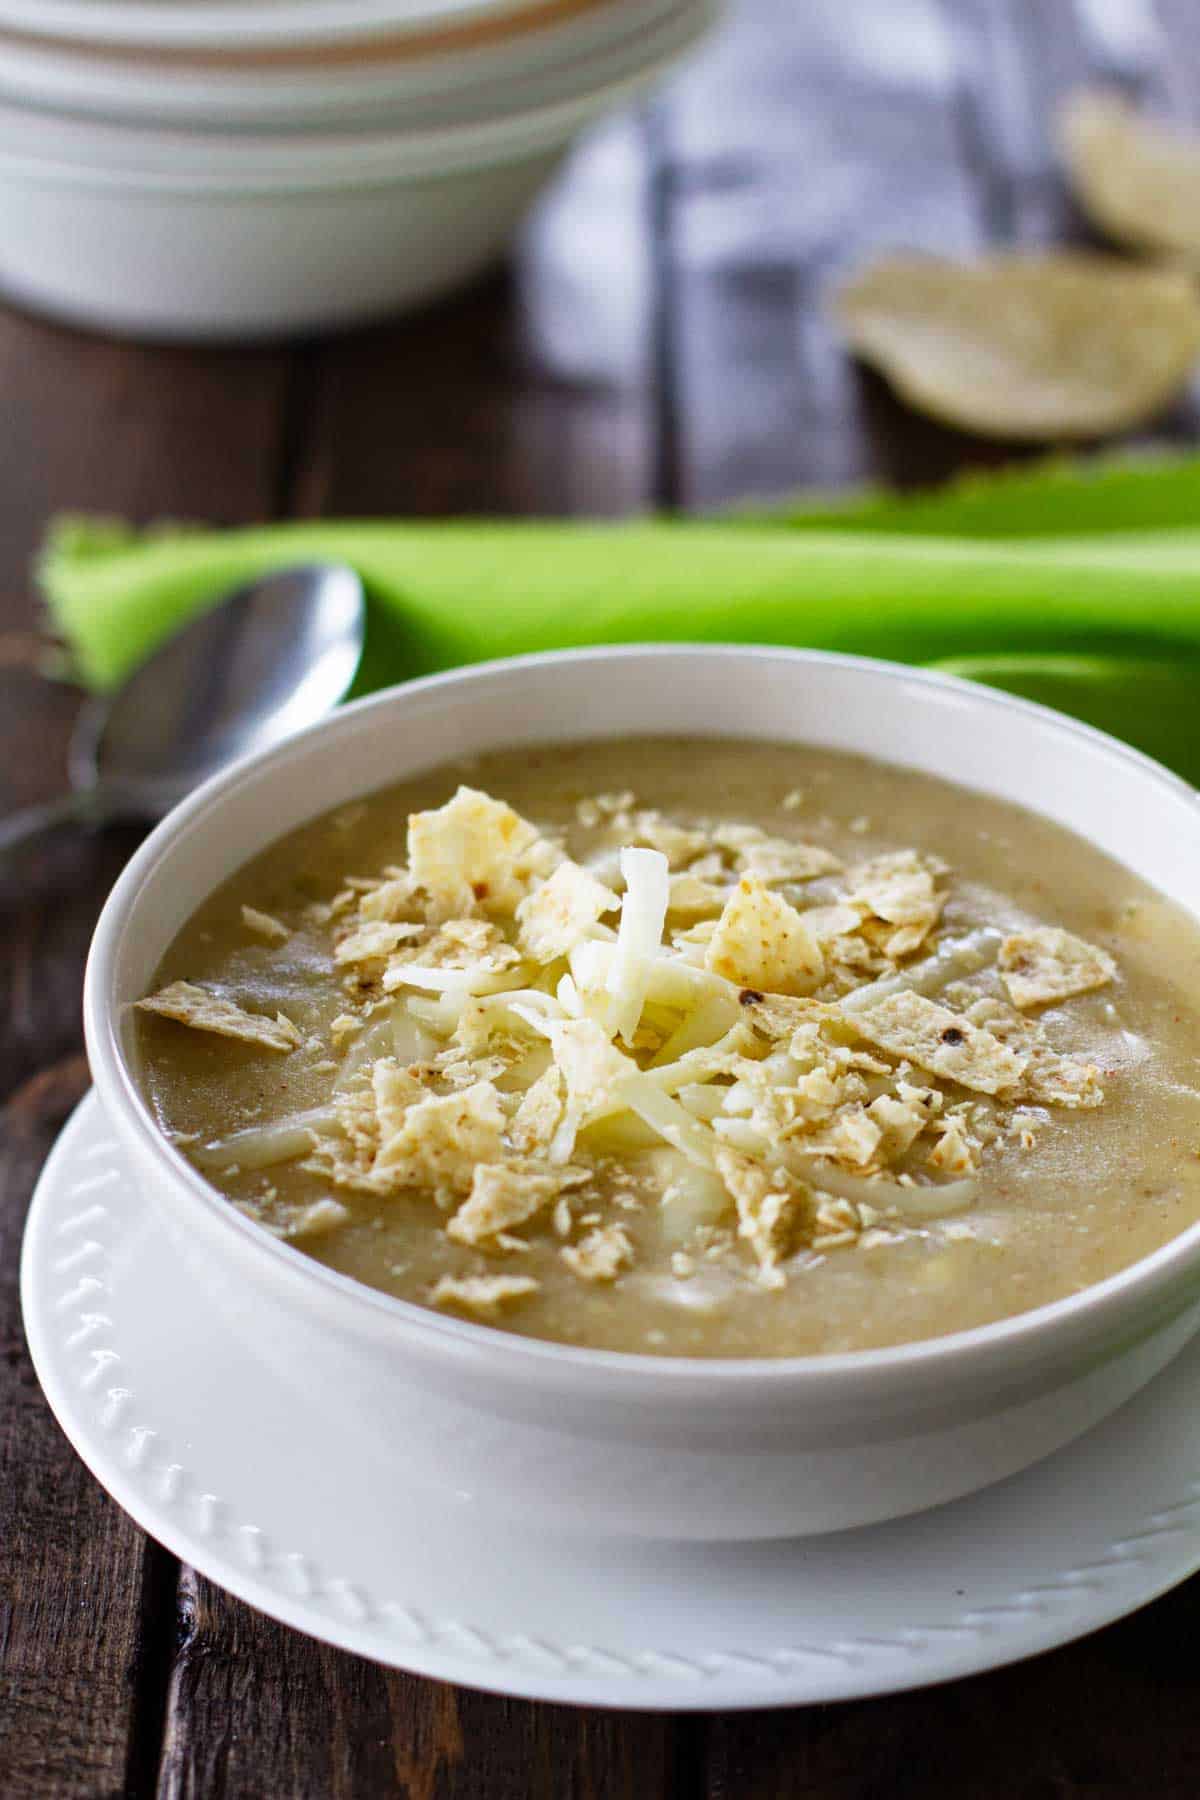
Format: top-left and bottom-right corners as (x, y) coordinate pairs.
(2, 562), (365, 854)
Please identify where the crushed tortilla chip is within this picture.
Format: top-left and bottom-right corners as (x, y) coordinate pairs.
(966, 999), (1105, 1110)
(999, 926), (1116, 1010)
(713, 824), (831, 877)
(667, 873), (731, 917)
(372, 1058), (425, 1141)
(358, 873), (420, 923)
(614, 809), (711, 868)
(1022, 1044), (1103, 1110)
(329, 1013), (362, 1050)
(447, 1161), (583, 1247)
(335, 921), (423, 966)
(927, 1115), (977, 1175)
(851, 991), (1025, 1095)
(715, 1147), (811, 1289)
(714, 823), (841, 883)
(516, 859), (618, 962)
(706, 877), (825, 997)
(577, 790), (635, 827)
(241, 905), (289, 943)
(284, 1197), (351, 1239)
(381, 918), (524, 991)
(562, 1223), (633, 1282)
(407, 786), (560, 920)
(374, 1079), (505, 1198)
(846, 850), (945, 959)
(430, 1273), (540, 1316)
(509, 1064), (565, 1153)
(804, 1106), (883, 1168)
(736, 991), (834, 1042)
(550, 1015), (633, 1123)
(802, 901), (868, 943)
(136, 981), (301, 1053)
(867, 1089), (934, 1159)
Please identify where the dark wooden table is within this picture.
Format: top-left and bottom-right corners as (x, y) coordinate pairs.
(6, 2), (1200, 1793)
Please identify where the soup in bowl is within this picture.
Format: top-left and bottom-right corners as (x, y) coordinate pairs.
(84, 647), (1200, 1537)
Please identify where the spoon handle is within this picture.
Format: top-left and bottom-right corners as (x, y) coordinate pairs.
(0, 789), (102, 856)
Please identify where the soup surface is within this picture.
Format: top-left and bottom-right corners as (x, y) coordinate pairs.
(135, 737), (1200, 1357)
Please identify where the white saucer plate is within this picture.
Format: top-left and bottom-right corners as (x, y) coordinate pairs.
(22, 1093), (1200, 1711)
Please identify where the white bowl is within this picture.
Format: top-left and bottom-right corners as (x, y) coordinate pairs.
(0, 7), (713, 338)
(0, 0), (582, 52)
(83, 646), (1200, 1539)
(0, 0), (694, 130)
(0, 144), (562, 339)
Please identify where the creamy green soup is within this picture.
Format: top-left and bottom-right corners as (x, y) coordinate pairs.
(134, 737), (1200, 1357)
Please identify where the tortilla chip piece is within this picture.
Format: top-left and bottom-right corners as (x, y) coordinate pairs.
(430, 1273), (539, 1317)
(548, 1018), (632, 1132)
(812, 1196), (864, 1250)
(381, 918), (524, 991)
(802, 902), (868, 944)
(836, 251), (1200, 439)
(804, 1105), (883, 1168)
(136, 981), (301, 1053)
(447, 1162), (582, 1247)
(358, 873), (421, 923)
(374, 1079), (505, 1197)
(960, 998), (1105, 1111)
(736, 991), (835, 1042)
(284, 1198), (351, 1239)
(867, 1090), (933, 1160)
(714, 824), (841, 883)
(241, 905), (289, 944)
(999, 926), (1116, 1010)
(666, 873), (731, 918)
(846, 850), (945, 960)
(562, 1223), (634, 1283)
(510, 1064), (565, 1154)
(372, 1058), (425, 1141)
(715, 1146), (812, 1289)
(1060, 90), (1200, 263)
(624, 810), (712, 868)
(927, 1115), (977, 1176)
(851, 991), (1025, 1095)
(1022, 1045), (1104, 1110)
(407, 785), (560, 921)
(335, 921), (422, 966)
(706, 877), (825, 997)
(329, 1012), (361, 1048)
(516, 859), (618, 962)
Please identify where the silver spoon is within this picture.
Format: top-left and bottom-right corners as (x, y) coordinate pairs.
(0, 563), (366, 856)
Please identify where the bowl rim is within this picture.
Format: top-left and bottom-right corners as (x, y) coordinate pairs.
(0, 2), (713, 194)
(0, 0), (662, 71)
(85, 640), (1200, 1386)
(0, 0), (619, 53)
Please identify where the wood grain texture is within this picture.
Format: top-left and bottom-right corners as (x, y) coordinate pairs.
(0, 1055), (152, 1798)
(704, 1586), (1200, 1798)
(3, 3), (1200, 1795)
(283, 271), (653, 523)
(0, 309), (287, 1796)
(157, 1572), (685, 1800)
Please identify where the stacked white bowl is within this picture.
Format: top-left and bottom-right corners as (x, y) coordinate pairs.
(0, 0), (717, 339)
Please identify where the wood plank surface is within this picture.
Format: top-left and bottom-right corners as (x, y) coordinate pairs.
(2, 2), (1200, 1796)
(704, 1587), (1200, 1799)
(0, 315), (288, 1796)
